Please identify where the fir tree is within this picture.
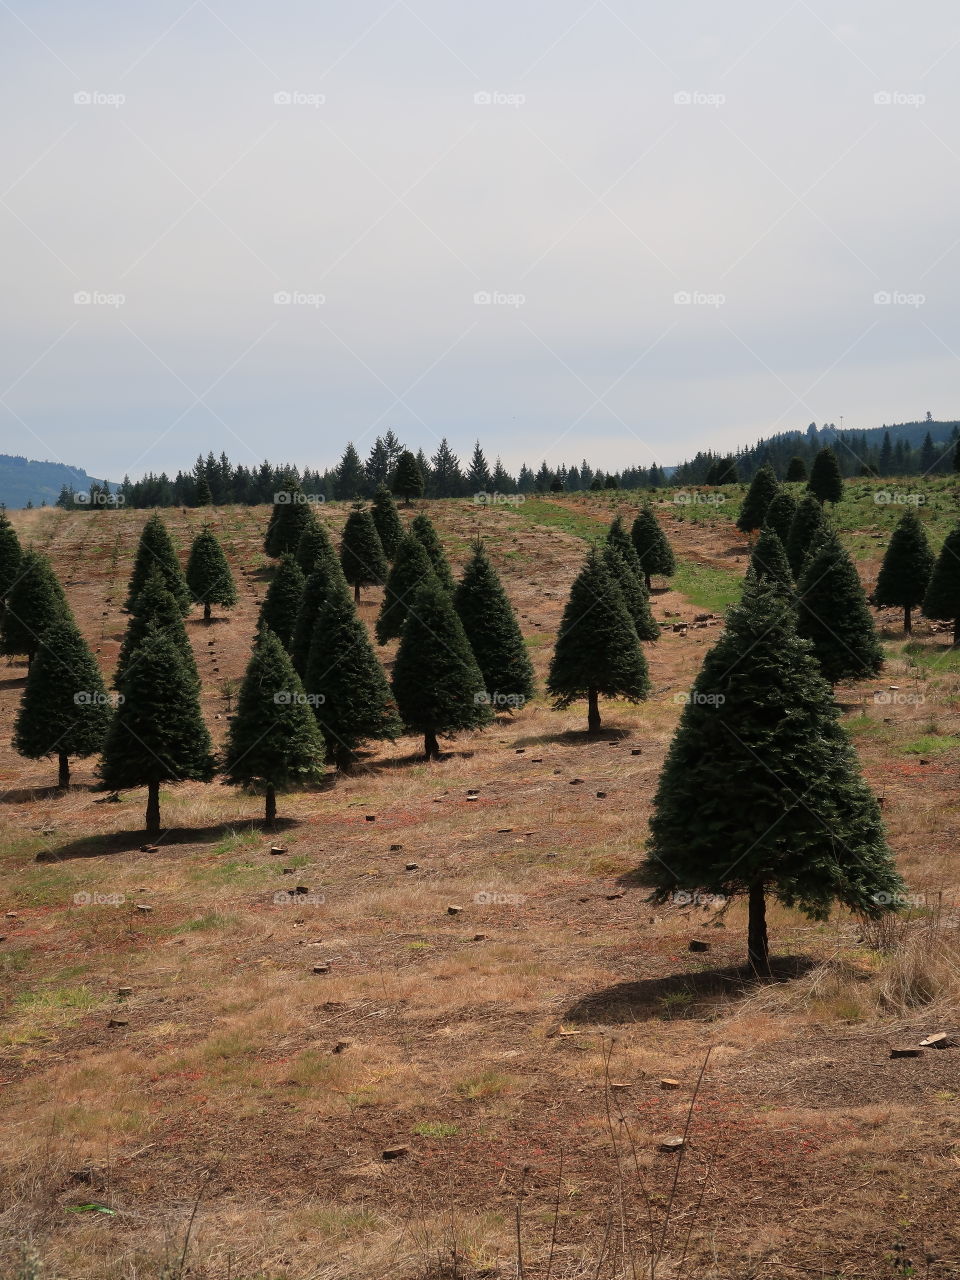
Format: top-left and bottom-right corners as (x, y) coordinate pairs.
(736, 464), (780, 535)
(763, 490), (797, 547)
(392, 580), (491, 758)
(547, 549), (650, 733)
(466, 441), (492, 492)
(807, 446), (844, 504)
(193, 473), (213, 506)
(264, 485), (316, 558)
(638, 580), (903, 972)
(125, 513), (190, 614)
(100, 624), (215, 836)
(605, 516), (658, 638)
(0, 508), (22, 600)
(185, 527), (237, 623)
(290, 552), (351, 677)
(376, 533), (437, 644)
(748, 527), (792, 593)
(222, 629), (326, 823)
(785, 456), (807, 482)
(1, 550), (73, 665)
(630, 504), (675, 591)
(115, 568), (200, 691)
(873, 510), (935, 633)
(796, 531), (884, 683)
(785, 494), (828, 579)
(14, 618), (112, 789)
(392, 450), (424, 505)
(294, 518), (335, 576)
(922, 524), (960, 645)
(305, 590), (402, 769)
(410, 513), (455, 591)
(339, 505), (388, 604)
(333, 443), (365, 500)
(370, 484), (404, 560)
(257, 554), (305, 650)
(453, 540), (535, 709)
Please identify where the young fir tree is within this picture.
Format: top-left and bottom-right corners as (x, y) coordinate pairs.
(547, 549), (650, 733)
(785, 456), (807, 483)
(257, 554), (305, 651)
(873, 510), (935, 634)
(630, 504), (675, 591)
(371, 484), (404, 560)
(264, 485), (316, 558)
(1, 550), (73, 664)
(222, 629), (326, 823)
(294, 518), (335, 576)
(125, 512), (190, 614)
(748, 527), (793, 594)
(762, 490), (797, 548)
(375, 533), (437, 644)
(392, 450), (424, 505)
(185, 527), (237, 623)
(602, 545), (659, 641)
(392, 580), (492, 759)
(0, 507), (22, 600)
(796, 530), (884, 684)
(736, 464), (780, 535)
(339, 505), (388, 604)
(194, 473), (213, 506)
(304, 588), (402, 770)
(410, 512), (455, 591)
(100, 624), (215, 836)
(785, 493), (828, 579)
(290, 550), (351, 676)
(922, 524), (960, 645)
(638, 579), (903, 972)
(14, 618), (112, 789)
(453, 540), (535, 709)
(115, 569), (200, 691)
(807, 446), (844, 504)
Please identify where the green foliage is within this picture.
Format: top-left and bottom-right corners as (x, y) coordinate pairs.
(290, 552), (352, 676)
(807, 446), (844, 504)
(410, 512), (455, 591)
(873, 511), (935, 618)
(785, 456), (807, 483)
(257, 554), (305, 650)
(392, 450), (425, 503)
(630, 504), (675, 587)
(736, 464), (780, 534)
(453, 540), (535, 706)
(922, 524), (960, 639)
(1, 550), (73, 661)
(115, 568), (199, 691)
(748, 527), (793, 593)
(339, 507), (388, 596)
(785, 493), (828, 579)
(185, 527), (237, 620)
(264, 486), (317, 558)
(371, 485), (404, 560)
(125, 513), (190, 614)
(796, 530), (884, 683)
(602, 544), (659, 641)
(295, 518), (336, 576)
(14, 619), (111, 771)
(763, 490), (797, 547)
(0, 507), (22, 598)
(376, 533), (437, 644)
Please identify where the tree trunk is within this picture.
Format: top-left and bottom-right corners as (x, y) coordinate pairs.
(57, 751), (70, 790)
(335, 744), (354, 772)
(264, 783), (276, 827)
(644, 571), (652, 593)
(404, 494), (411, 507)
(354, 583), (361, 605)
(424, 729), (440, 760)
(903, 604), (911, 634)
(587, 688), (601, 734)
(747, 880), (770, 974)
(954, 616), (960, 648)
(145, 780), (161, 838)
(204, 601), (212, 624)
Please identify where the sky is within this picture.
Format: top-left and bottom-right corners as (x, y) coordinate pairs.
(2, 1), (960, 481)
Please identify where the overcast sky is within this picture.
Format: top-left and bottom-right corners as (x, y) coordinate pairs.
(2, 1), (960, 481)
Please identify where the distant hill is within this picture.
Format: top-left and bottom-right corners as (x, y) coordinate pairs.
(0, 455), (109, 509)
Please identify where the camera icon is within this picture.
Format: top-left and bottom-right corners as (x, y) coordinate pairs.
(473, 291), (492, 305)
(474, 91), (492, 105)
(273, 291), (291, 305)
(874, 91), (892, 105)
(74, 90), (92, 105)
(673, 291), (691, 305)
(73, 892), (91, 905)
(674, 90), (692, 105)
(274, 91), (292, 105)
(74, 291), (91, 305)
(873, 291), (891, 305)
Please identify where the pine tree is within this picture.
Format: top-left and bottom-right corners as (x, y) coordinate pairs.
(796, 531), (883, 683)
(453, 540), (535, 709)
(264, 484), (316, 558)
(115, 569), (200, 691)
(222, 629), (326, 823)
(547, 549), (650, 733)
(193, 473), (213, 506)
(785, 456), (807, 482)
(0, 508), (22, 600)
(638, 579), (903, 972)
(630, 504), (675, 591)
(748, 527), (792, 593)
(392, 451), (424, 505)
(1, 550), (73, 664)
(807, 447), (844, 504)
(410, 513), (455, 591)
(290, 552), (351, 676)
(466, 441), (491, 492)
(873, 510), (935, 633)
(294, 518), (335, 576)
(100, 624), (215, 836)
(370, 485), (404, 560)
(392, 580), (492, 758)
(922, 524), (960, 645)
(125, 513), (190, 614)
(339, 505), (388, 604)
(14, 618), (112, 789)
(185, 527), (237, 623)
(763, 490), (797, 547)
(605, 518), (658, 639)
(305, 590), (402, 769)
(376, 533), (437, 644)
(257, 554), (305, 650)
(785, 494), (828, 579)
(429, 438), (464, 497)
(954, 441), (960, 474)
(333, 443), (366, 500)
(736, 464), (780, 535)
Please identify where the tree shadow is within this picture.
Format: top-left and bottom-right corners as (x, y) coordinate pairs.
(0, 672), (27, 689)
(36, 816), (300, 863)
(1, 783), (98, 805)
(563, 956), (817, 1024)
(187, 614), (234, 629)
(371, 748), (479, 770)
(511, 727), (632, 748)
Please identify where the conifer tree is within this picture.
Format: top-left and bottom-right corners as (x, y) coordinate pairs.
(194, 473), (213, 506)
(125, 513), (190, 614)
(630, 504), (675, 591)
(14, 618), (112, 789)
(185, 527), (237, 623)
(264, 485), (316, 558)
(392, 450), (424, 505)
(922, 524), (960, 645)
(392, 580), (491, 758)
(376, 533), (437, 644)
(1, 550), (73, 664)
(453, 540), (535, 709)
(294, 518), (335, 576)
(222, 629), (326, 823)
(370, 484), (404, 560)
(748, 527), (792, 593)
(603, 545), (660, 641)
(339, 505), (388, 604)
(305, 590), (402, 769)
(466, 441), (492, 492)
(257, 554), (305, 650)
(873, 510), (935, 633)
(638, 579), (903, 972)
(763, 490), (797, 548)
(785, 456), (808, 482)
(736, 464), (780, 535)
(796, 531), (884, 683)
(290, 552), (351, 676)
(100, 624), (215, 836)
(0, 508), (22, 601)
(785, 493), (828, 579)
(807, 446), (844, 504)
(547, 549), (650, 733)
(410, 513), (455, 591)
(115, 569), (200, 691)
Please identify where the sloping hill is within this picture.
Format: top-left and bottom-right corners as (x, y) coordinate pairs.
(0, 454), (108, 509)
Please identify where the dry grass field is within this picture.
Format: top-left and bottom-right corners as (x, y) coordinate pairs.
(2, 489), (959, 1279)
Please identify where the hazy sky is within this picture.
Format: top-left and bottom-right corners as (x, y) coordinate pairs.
(3, 1), (960, 480)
